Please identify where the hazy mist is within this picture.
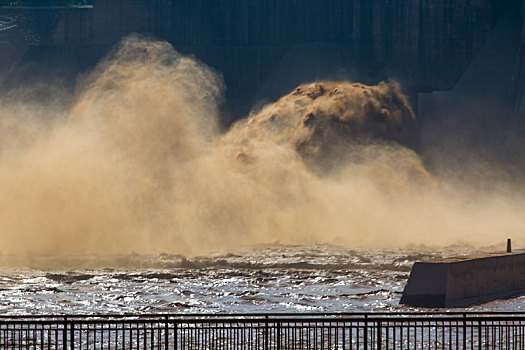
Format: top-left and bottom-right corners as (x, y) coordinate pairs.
(0, 36), (523, 264)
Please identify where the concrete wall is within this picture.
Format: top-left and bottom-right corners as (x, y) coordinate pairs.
(0, 1), (516, 118)
(418, 0), (523, 121)
(401, 252), (525, 307)
(87, 0), (513, 116)
(0, 24), (27, 84)
(52, 7), (93, 45)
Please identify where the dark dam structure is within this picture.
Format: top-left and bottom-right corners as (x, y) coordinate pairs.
(0, 0), (521, 121)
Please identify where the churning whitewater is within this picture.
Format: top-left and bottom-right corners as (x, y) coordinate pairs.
(1, 246), (524, 315)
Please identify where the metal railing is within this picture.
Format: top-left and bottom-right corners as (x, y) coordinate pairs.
(0, 312), (524, 349)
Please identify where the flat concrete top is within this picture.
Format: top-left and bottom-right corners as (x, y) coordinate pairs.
(426, 251), (525, 263)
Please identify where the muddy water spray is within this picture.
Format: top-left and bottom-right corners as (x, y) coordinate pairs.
(0, 36), (523, 261)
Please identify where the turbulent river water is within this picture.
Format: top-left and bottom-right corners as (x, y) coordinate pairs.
(0, 245), (520, 315)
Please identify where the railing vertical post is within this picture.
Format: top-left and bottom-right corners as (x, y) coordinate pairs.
(63, 317), (68, 350)
(478, 320), (482, 350)
(342, 321), (346, 349)
(264, 315), (269, 350)
(377, 321), (382, 350)
(174, 323), (178, 350)
(277, 321), (281, 350)
(364, 315), (368, 350)
(164, 316), (169, 350)
(70, 321), (75, 350)
(463, 314), (467, 350)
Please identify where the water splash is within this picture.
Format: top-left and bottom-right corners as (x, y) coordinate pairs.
(0, 36), (522, 263)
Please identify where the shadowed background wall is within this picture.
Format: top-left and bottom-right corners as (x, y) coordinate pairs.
(0, 0), (515, 119)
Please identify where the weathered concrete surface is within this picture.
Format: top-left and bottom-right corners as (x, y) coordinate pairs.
(91, 0), (509, 90)
(52, 7), (93, 45)
(0, 0), (516, 119)
(415, 0), (525, 179)
(401, 251), (525, 307)
(0, 20), (28, 84)
(77, 0), (518, 116)
(418, 0), (523, 122)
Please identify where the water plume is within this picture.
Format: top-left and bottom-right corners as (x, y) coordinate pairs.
(0, 35), (523, 264)
(224, 80), (420, 173)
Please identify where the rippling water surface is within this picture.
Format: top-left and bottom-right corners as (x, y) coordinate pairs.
(0, 245), (520, 315)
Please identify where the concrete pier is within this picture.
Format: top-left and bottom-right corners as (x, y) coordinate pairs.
(400, 251), (525, 307)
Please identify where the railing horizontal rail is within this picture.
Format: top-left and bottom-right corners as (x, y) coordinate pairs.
(3, 316), (525, 324)
(2, 311), (525, 318)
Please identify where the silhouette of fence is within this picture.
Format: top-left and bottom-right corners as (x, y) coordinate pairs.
(0, 312), (524, 349)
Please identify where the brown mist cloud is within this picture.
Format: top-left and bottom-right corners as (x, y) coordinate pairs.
(0, 36), (523, 262)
